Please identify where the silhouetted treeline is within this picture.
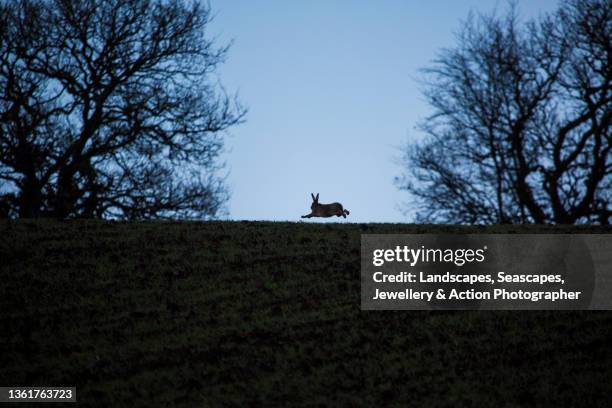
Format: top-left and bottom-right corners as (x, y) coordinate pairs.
(0, 0), (245, 219)
(397, 0), (611, 224)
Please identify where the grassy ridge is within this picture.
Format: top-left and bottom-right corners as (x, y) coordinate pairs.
(1, 220), (611, 407)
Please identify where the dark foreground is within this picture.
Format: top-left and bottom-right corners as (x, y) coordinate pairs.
(1, 220), (611, 407)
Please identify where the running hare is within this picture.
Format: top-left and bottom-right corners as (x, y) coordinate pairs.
(301, 193), (350, 218)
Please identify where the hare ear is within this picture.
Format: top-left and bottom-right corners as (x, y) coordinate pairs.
(315, 193), (319, 201)
(311, 193), (316, 201)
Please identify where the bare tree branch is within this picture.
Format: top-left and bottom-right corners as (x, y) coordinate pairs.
(0, 0), (246, 219)
(397, 0), (611, 224)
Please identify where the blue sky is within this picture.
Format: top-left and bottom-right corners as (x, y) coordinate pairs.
(208, 0), (560, 222)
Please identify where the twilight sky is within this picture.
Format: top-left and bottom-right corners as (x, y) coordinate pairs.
(208, 0), (560, 222)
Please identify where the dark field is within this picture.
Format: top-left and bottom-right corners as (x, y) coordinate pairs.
(1, 220), (611, 407)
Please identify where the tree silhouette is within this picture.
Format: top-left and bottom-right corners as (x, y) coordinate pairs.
(396, 0), (611, 224)
(0, 0), (245, 219)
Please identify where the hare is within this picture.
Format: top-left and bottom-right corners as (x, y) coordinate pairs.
(301, 193), (350, 218)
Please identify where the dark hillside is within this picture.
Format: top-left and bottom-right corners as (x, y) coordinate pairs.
(1, 220), (610, 406)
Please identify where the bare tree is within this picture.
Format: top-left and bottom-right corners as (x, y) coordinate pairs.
(396, 0), (611, 224)
(0, 0), (245, 219)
